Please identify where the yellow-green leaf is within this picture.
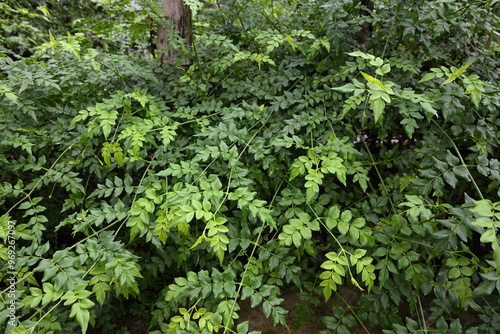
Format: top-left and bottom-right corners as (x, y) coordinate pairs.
(285, 33), (295, 52)
(190, 234), (205, 249)
(441, 59), (474, 86)
(361, 72), (386, 91)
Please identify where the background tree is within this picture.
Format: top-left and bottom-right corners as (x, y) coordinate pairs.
(1, 1), (500, 334)
(357, 0), (374, 44)
(156, 0), (192, 66)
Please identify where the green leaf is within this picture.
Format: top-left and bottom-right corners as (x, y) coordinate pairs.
(370, 57), (384, 67)
(329, 206), (340, 219)
(5, 92), (21, 106)
(300, 226), (312, 239)
(353, 249), (367, 258)
(70, 303), (90, 334)
(470, 88), (482, 109)
(405, 195), (423, 205)
(237, 321), (249, 334)
(10, 326), (27, 334)
(321, 261), (335, 270)
(323, 285), (332, 302)
(436, 317), (448, 332)
(443, 171), (458, 188)
(306, 186), (316, 204)
(472, 280), (496, 297)
(470, 200), (493, 217)
(405, 317), (419, 332)
(492, 240), (500, 274)
(480, 229), (495, 243)
(292, 231), (302, 248)
(333, 264), (346, 276)
(472, 217), (492, 228)
(251, 293), (262, 307)
(92, 282), (109, 307)
(419, 73), (436, 83)
(376, 64), (391, 75)
(420, 101), (437, 117)
(241, 286), (254, 300)
(262, 301), (271, 317)
(211, 313), (223, 326)
(341, 210), (352, 223)
(342, 314), (357, 327)
(448, 267), (461, 279)
(338, 220), (349, 235)
(332, 83), (357, 93)
(372, 98), (385, 124)
(79, 298), (95, 309)
(348, 51), (375, 60)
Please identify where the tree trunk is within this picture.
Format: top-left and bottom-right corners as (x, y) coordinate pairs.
(156, 0), (192, 66)
(357, 0), (374, 45)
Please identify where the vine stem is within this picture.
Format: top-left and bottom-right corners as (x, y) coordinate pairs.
(222, 218), (265, 334)
(381, 1), (400, 59)
(116, 157), (153, 236)
(308, 204), (359, 290)
(26, 300), (63, 334)
(417, 294), (428, 334)
(431, 119), (484, 200)
(355, 126), (397, 214)
(334, 290), (371, 334)
(222, 113), (278, 334)
(5, 144), (73, 216)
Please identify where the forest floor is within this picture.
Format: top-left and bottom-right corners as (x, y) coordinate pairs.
(89, 286), (380, 334)
(88, 286), (484, 333)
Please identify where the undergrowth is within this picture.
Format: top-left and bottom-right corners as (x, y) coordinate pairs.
(1, 0), (500, 333)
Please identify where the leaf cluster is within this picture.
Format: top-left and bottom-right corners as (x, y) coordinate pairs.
(1, 0), (500, 333)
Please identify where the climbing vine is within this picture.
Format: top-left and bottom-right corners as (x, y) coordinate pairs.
(1, 0), (500, 333)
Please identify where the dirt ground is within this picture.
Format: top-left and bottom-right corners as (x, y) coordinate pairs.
(84, 282), (486, 334)
(95, 286), (380, 334)
(235, 286), (379, 334)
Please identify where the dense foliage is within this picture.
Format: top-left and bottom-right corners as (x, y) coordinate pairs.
(1, 0), (500, 333)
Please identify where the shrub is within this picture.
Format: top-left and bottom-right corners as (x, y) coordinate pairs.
(1, 1), (500, 333)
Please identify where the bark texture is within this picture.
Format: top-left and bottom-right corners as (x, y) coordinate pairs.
(156, 0), (192, 65)
(357, 0), (374, 45)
